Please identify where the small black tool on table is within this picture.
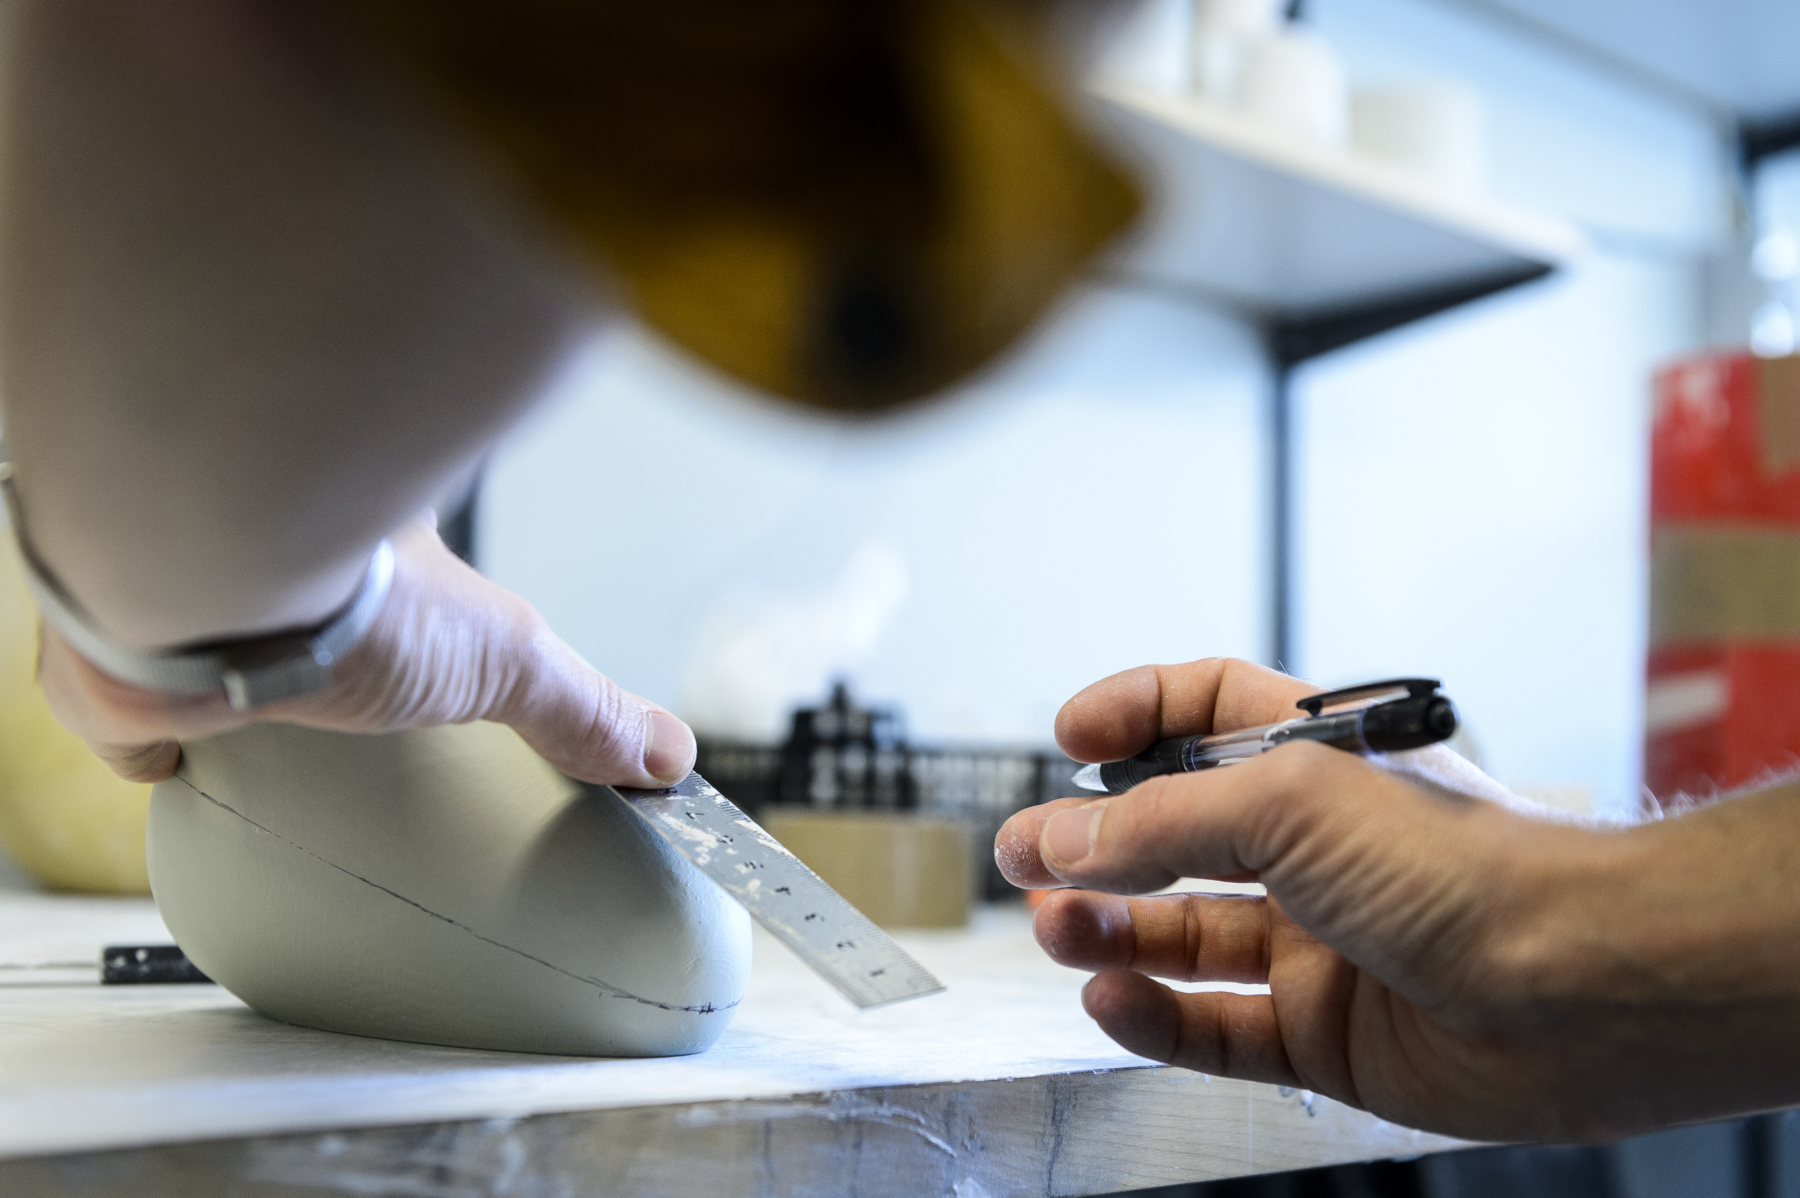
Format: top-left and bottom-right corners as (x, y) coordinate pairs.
(101, 945), (211, 985)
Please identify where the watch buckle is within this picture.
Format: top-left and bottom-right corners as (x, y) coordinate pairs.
(220, 636), (334, 711)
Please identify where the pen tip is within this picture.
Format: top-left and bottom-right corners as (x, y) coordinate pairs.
(1072, 763), (1105, 791)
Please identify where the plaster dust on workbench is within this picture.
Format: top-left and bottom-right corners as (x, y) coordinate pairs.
(0, 893), (1460, 1193)
(146, 721), (751, 1058)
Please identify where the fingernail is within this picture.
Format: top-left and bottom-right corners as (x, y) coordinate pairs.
(1044, 804), (1106, 869)
(643, 711), (696, 784)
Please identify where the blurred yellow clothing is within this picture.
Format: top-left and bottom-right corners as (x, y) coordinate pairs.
(345, 0), (1140, 414)
(0, 531), (150, 894)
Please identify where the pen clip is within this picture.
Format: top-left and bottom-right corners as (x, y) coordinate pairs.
(1295, 678), (1441, 717)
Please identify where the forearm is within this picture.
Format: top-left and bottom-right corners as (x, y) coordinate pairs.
(1496, 779), (1800, 1130)
(1599, 781), (1800, 1000)
(0, 0), (593, 647)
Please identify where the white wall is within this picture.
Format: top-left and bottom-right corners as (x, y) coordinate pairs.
(1314, 0), (1731, 250)
(483, 0), (1724, 812)
(1751, 149), (1800, 355)
(1292, 256), (1699, 813)
(482, 289), (1269, 744)
(1288, 0), (1719, 815)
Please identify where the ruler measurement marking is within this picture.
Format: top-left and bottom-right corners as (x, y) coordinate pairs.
(616, 774), (945, 1009)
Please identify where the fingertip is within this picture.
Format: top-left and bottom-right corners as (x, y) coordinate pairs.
(643, 710), (696, 785)
(994, 822), (1049, 890)
(1082, 969), (1181, 1063)
(1080, 968), (1141, 1017)
(1051, 691), (1090, 758)
(499, 638), (690, 787)
(995, 797), (1091, 890)
(96, 739), (181, 784)
(1054, 666), (1161, 762)
(1033, 889), (1130, 970)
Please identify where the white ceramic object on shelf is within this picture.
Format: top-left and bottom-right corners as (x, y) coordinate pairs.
(1189, 0), (1285, 104)
(1237, 26), (1349, 148)
(1351, 82), (1487, 192)
(148, 721), (751, 1057)
(1082, 82), (1586, 311)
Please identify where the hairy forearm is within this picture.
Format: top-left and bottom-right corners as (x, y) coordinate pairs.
(1524, 781), (1800, 1004)
(1489, 779), (1800, 1132)
(0, 0), (593, 647)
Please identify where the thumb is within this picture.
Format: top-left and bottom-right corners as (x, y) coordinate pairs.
(1035, 740), (1390, 894)
(491, 628), (697, 788)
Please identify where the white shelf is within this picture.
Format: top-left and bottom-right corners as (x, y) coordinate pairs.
(1086, 83), (1589, 320)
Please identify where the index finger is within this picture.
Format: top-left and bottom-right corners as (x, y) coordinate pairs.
(1054, 658), (1319, 764)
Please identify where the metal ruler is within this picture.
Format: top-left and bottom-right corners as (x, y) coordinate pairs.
(613, 773), (945, 1009)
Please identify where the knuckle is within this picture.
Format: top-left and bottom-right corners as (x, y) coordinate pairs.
(503, 592), (548, 644)
(1259, 740), (1338, 794)
(1179, 897), (1207, 982)
(1167, 995), (1220, 1074)
(1277, 737), (1336, 768)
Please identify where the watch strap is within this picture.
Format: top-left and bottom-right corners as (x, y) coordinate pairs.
(0, 459), (394, 712)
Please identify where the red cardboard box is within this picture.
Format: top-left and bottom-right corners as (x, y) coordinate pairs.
(1647, 352), (1800, 800)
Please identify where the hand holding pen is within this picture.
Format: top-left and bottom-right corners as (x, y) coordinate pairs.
(994, 657), (1798, 1145)
(1073, 678), (1459, 795)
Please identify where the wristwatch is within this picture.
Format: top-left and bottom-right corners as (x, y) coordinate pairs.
(0, 459), (394, 712)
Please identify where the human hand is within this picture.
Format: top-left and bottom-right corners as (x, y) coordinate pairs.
(37, 517), (696, 788)
(996, 658), (1800, 1142)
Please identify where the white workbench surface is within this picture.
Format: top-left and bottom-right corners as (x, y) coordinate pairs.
(0, 882), (1460, 1195)
(0, 892), (1140, 1157)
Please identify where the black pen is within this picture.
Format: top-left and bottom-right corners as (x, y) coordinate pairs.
(1072, 678), (1459, 796)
